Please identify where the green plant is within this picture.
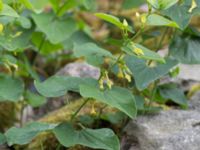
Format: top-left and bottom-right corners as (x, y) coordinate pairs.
(0, 0), (200, 149)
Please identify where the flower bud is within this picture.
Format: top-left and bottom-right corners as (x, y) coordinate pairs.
(123, 19), (128, 27)
(133, 47), (144, 56)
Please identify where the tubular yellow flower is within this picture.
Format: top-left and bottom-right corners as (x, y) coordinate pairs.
(107, 79), (113, 89)
(117, 68), (124, 78)
(91, 103), (97, 115)
(189, 0), (197, 13)
(125, 73), (131, 82)
(99, 78), (104, 90)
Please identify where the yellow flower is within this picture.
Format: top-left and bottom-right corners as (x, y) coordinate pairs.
(107, 79), (113, 89)
(0, 23), (4, 33)
(133, 47), (144, 56)
(117, 68), (124, 78)
(125, 73), (132, 82)
(99, 78), (104, 90)
(188, 0), (197, 13)
(91, 103), (97, 115)
(141, 14), (147, 24)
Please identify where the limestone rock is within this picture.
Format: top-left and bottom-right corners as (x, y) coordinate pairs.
(123, 110), (200, 150)
(56, 62), (100, 79)
(189, 91), (200, 113)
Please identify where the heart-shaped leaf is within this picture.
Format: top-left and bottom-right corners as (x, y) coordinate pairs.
(146, 14), (179, 28)
(35, 76), (96, 97)
(5, 122), (57, 146)
(32, 13), (77, 44)
(53, 122), (120, 150)
(169, 34), (200, 64)
(125, 56), (178, 90)
(80, 84), (137, 118)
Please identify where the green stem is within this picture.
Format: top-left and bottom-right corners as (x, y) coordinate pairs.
(32, 35), (46, 65)
(148, 27), (169, 65)
(108, 53), (123, 72)
(70, 98), (90, 121)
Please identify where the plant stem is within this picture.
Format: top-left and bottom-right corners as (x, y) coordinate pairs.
(70, 98), (90, 121)
(108, 53), (123, 71)
(20, 101), (26, 127)
(148, 27), (169, 65)
(32, 36), (46, 65)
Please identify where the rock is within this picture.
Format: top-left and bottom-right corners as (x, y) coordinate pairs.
(178, 64), (200, 82)
(123, 110), (200, 150)
(189, 91), (200, 113)
(56, 62), (100, 79)
(0, 145), (10, 150)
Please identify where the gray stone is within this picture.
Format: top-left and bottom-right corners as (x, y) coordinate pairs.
(56, 62), (100, 79)
(189, 91), (200, 113)
(178, 64), (200, 82)
(124, 110), (200, 150)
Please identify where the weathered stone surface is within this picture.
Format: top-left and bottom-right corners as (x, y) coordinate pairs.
(189, 91), (200, 113)
(56, 62), (100, 79)
(178, 64), (200, 82)
(123, 110), (200, 150)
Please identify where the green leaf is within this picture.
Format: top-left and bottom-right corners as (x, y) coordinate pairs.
(0, 30), (32, 51)
(0, 74), (24, 102)
(122, 0), (145, 9)
(31, 32), (63, 55)
(20, 0), (48, 13)
(17, 16), (32, 29)
(25, 90), (47, 107)
(0, 133), (6, 145)
(169, 34), (200, 64)
(62, 31), (95, 50)
(80, 84), (137, 118)
(125, 56), (178, 90)
(20, 0), (33, 9)
(56, 0), (79, 16)
(5, 122), (57, 146)
(34, 76), (96, 97)
(147, 0), (178, 10)
(146, 14), (179, 28)
(122, 43), (165, 63)
(159, 84), (188, 107)
(53, 122), (120, 150)
(82, 0), (97, 11)
(162, 3), (192, 30)
(73, 42), (113, 66)
(0, 0), (3, 11)
(0, 4), (19, 17)
(32, 13), (77, 44)
(95, 13), (134, 33)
